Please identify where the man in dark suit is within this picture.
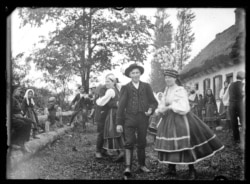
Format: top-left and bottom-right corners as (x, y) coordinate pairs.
(67, 86), (91, 131)
(228, 71), (245, 144)
(116, 63), (158, 177)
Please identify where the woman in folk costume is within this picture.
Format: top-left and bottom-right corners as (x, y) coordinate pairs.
(154, 69), (224, 180)
(204, 89), (218, 129)
(21, 89), (40, 139)
(96, 73), (125, 162)
(148, 92), (163, 138)
(188, 87), (199, 117)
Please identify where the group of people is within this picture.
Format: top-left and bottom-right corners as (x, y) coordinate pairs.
(90, 63), (226, 180)
(9, 62), (244, 180)
(10, 86), (63, 153)
(184, 71), (245, 145)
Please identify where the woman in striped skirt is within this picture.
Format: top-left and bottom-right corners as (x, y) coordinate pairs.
(96, 73), (125, 162)
(154, 69), (224, 180)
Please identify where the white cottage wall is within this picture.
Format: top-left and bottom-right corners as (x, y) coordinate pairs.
(184, 62), (245, 100)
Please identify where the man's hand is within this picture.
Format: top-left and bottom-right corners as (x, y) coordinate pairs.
(145, 108), (152, 116)
(116, 125), (123, 133)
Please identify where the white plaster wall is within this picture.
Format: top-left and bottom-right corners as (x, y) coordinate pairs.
(184, 62), (245, 96)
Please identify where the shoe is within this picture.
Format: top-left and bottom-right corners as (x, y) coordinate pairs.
(139, 165), (150, 173)
(95, 152), (103, 159)
(124, 167), (132, 177)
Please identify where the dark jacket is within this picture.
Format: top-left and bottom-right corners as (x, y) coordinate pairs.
(116, 81), (158, 126)
(71, 93), (92, 111)
(12, 96), (23, 116)
(229, 81), (243, 102)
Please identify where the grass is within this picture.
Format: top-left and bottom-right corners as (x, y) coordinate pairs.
(7, 121), (244, 180)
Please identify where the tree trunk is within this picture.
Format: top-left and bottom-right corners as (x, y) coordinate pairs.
(81, 8), (87, 91)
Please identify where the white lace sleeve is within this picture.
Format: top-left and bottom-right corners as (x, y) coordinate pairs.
(169, 87), (190, 115)
(96, 88), (115, 106)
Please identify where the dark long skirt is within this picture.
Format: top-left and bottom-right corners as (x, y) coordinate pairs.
(154, 110), (224, 165)
(103, 108), (124, 151)
(11, 117), (32, 146)
(26, 107), (40, 130)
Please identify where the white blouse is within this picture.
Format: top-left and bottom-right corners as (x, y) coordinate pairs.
(156, 85), (190, 115)
(96, 88), (115, 106)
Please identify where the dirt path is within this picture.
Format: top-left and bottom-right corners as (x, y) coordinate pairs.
(7, 123), (244, 180)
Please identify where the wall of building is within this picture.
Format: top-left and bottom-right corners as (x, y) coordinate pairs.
(184, 62), (245, 97)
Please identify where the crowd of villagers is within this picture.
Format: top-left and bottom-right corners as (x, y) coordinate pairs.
(9, 62), (245, 180)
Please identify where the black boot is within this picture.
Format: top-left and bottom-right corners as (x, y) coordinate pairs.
(124, 149), (133, 178)
(188, 164), (197, 180)
(137, 148), (150, 173)
(113, 150), (125, 162)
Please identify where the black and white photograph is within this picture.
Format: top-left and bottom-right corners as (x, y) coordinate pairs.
(6, 7), (245, 180)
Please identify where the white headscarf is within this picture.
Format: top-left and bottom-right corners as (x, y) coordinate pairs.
(24, 89), (35, 106)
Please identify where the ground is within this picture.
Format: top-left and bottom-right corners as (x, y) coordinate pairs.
(7, 120), (244, 180)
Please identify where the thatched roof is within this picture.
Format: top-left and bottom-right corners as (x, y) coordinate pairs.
(179, 25), (241, 80)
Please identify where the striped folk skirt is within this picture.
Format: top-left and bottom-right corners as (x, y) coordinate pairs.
(103, 108), (124, 151)
(154, 110), (224, 165)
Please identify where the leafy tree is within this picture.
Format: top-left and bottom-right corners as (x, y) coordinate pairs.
(174, 8), (195, 70)
(11, 52), (32, 86)
(150, 8), (173, 92)
(18, 8), (154, 93)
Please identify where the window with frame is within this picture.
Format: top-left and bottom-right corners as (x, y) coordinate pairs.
(203, 78), (210, 96)
(213, 75), (222, 100)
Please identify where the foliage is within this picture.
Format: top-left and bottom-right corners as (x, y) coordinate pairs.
(11, 52), (32, 86)
(150, 9), (173, 92)
(174, 8), (195, 70)
(18, 8), (154, 92)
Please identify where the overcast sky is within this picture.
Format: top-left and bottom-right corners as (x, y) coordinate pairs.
(10, 8), (236, 98)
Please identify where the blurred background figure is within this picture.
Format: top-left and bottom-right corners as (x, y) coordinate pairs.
(203, 89), (218, 130)
(197, 94), (205, 120)
(228, 71), (245, 144)
(44, 97), (63, 132)
(188, 86), (199, 117)
(10, 86), (32, 153)
(22, 89), (40, 139)
(67, 86), (91, 132)
(219, 80), (231, 130)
